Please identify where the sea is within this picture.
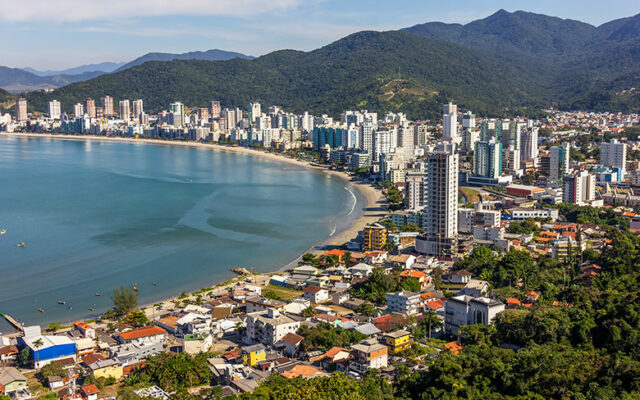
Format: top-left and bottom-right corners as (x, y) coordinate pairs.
(0, 135), (362, 332)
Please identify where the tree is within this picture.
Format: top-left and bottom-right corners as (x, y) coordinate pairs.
(32, 338), (44, 367)
(112, 285), (139, 317)
(356, 302), (376, 317)
(19, 347), (31, 367)
(40, 362), (65, 379)
(422, 309), (443, 339)
(301, 253), (319, 267)
(302, 306), (317, 318)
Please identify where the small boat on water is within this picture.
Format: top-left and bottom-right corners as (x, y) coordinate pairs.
(58, 300), (66, 305)
(39, 308), (44, 313)
(153, 282), (157, 286)
(68, 306), (72, 311)
(133, 286), (138, 291)
(95, 293), (101, 296)
(17, 242), (25, 247)
(1, 229), (6, 235)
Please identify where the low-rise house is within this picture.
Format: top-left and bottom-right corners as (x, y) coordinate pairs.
(275, 333), (304, 357)
(383, 330), (413, 354)
(245, 309), (300, 347)
(115, 326), (167, 347)
(399, 270), (428, 289)
(47, 375), (64, 390)
(80, 384), (100, 400)
(349, 341), (388, 374)
(386, 290), (421, 315)
(0, 367), (28, 397)
(446, 270), (472, 284)
(306, 276), (330, 287)
(74, 321), (96, 339)
(444, 295), (505, 335)
(177, 313), (212, 336)
(460, 279), (490, 297)
(242, 344), (267, 367)
(363, 251), (388, 265)
(245, 296), (286, 313)
(110, 342), (164, 366)
(0, 345), (19, 364)
(342, 298), (365, 311)
(281, 365), (328, 379)
(292, 265), (319, 276)
(154, 315), (179, 335)
(354, 323), (381, 337)
(386, 254), (416, 269)
(183, 334), (213, 354)
(345, 263), (374, 279)
(331, 290), (350, 306)
(302, 286), (330, 303)
(88, 359), (124, 380)
(319, 347), (350, 370)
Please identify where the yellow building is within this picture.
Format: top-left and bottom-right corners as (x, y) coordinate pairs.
(363, 223), (388, 251)
(384, 330), (413, 354)
(242, 344), (266, 367)
(90, 360), (124, 380)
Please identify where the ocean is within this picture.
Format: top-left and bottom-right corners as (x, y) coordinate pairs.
(0, 135), (360, 331)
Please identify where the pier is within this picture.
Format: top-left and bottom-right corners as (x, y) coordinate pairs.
(0, 311), (24, 333)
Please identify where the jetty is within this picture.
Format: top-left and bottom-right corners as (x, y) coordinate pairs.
(0, 311), (24, 333)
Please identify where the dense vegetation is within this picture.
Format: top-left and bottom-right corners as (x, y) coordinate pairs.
(351, 268), (422, 304)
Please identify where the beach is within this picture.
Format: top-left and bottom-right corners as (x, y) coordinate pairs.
(0, 132), (387, 326)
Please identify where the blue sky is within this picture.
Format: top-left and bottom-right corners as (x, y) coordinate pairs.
(2, 0), (640, 70)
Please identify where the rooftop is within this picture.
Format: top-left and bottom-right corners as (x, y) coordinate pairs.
(118, 326), (167, 341)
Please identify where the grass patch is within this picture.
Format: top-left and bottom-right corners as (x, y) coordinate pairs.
(262, 284), (303, 302)
(459, 187), (481, 203)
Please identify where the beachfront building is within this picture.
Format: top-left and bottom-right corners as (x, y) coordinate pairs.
(363, 223), (388, 251)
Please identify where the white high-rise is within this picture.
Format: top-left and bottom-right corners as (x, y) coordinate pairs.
(601, 139), (627, 177)
(132, 100), (144, 120)
(563, 170), (596, 205)
(48, 100), (61, 120)
(520, 127), (539, 162)
(442, 102), (459, 142)
(420, 142), (459, 256)
(249, 102), (261, 125)
(119, 100), (130, 120)
(550, 143), (570, 181)
(404, 172), (425, 211)
(360, 122), (375, 159)
(74, 103), (84, 117)
(101, 96), (114, 117)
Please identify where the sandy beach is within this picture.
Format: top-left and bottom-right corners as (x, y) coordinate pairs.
(1, 133), (387, 317)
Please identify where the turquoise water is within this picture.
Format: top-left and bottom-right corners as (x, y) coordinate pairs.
(0, 135), (359, 330)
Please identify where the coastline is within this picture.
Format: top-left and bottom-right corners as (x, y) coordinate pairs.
(0, 132), (386, 327)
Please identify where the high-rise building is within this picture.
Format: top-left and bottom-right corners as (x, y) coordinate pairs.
(397, 126), (414, 150)
(520, 127), (539, 162)
(101, 96), (114, 117)
(461, 127), (478, 153)
(169, 102), (184, 126)
(83, 98), (96, 118)
(503, 146), (521, 177)
(48, 100), (61, 120)
(601, 139), (627, 177)
(132, 100), (144, 120)
(249, 102), (261, 125)
(550, 143), (570, 181)
(363, 223), (388, 251)
(442, 102), (458, 142)
(74, 103), (84, 117)
(404, 172), (425, 211)
(360, 122), (375, 159)
(563, 170), (596, 205)
(15, 98), (27, 122)
(420, 142), (459, 257)
(462, 111), (475, 129)
(474, 139), (502, 179)
(119, 100), (130, 120)
(210, 101), (221, 118)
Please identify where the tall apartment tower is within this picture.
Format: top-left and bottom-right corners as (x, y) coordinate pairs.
(15, 98), (27, 122)
(83, 98), (96, 118)
(101, 96), (114, 116)
(420, 142), (459, 256)
(601, 139), (627, 177)
(563, 170), (596, 205)
(442, 102), (458, 142)
(520, 127), (539, 162)
(473, 139), (502, 179)
(360, 122), (375, 160)
(132, 99), (144, 120)
(550, 143), (570, 181)
(119, 100), (130, 120)
(74, 103), (84, 117)
(210, 101), (221, 118)
(404, 171), (426, 211)
(249, 102), (261, 125)
(48, 100), (61, 120)
(169, 102), (185, 126)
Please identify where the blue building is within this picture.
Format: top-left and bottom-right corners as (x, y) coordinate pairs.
(312, 127), (344, 150)
(20, 334), (77, 368)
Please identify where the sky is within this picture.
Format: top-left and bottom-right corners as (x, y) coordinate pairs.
(2, 0), (640, 70)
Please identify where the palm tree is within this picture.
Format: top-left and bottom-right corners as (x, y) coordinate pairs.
(423, 310), (443, 339)
(32, 338), (44, 367)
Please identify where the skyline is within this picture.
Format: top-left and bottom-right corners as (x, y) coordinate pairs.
(1, 0), (640, 70)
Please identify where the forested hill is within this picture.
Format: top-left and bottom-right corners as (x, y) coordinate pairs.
(25, 31), (549, 120)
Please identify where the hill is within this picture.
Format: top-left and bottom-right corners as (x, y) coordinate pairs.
(115, 49), (254, 72)
(23, 62), (126, 76)
(26, 31), (548, 120)
(0, 66), (106, 93)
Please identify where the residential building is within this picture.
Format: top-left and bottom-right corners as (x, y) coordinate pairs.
(15, 98), (27, 122)
(442, 102), (459, 143)
(84, 98), (96, 118)
(101, 96), (114, 116)
(601, 139), (627, 177)
(132, 99), (144, 120)
(169, 102), (185, 126)
(562, 170), (596, 205)
(115, 326), (167, 346)
(241, 344), (266, 366)
(404, 171), (425, 211)
(349, 341), (388, 374)
(520, 127), (539, 162)
(474, 139), (502, 179)
(88, 359), (124, 380)
(444, 295), (505, 335)
(385, 290), (420, 315)
(210, 101), (221, 118)
(245, 296), (286, 313)
(302, 286), (329, 303)
(363, 223), (388, 251)
(74, 103), (84, 117)
(20, 330), (77, 368)
(0, 367), (28, 397)
(420, 142), (460, 257)
(48, 100), (61, 119)
(383, 330), (413, 354)
(245, 308), (300, 346)
(119, 99), (131, 120)
(549, 143), (570, 181)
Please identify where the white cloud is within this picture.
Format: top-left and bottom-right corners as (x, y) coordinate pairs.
(0, 0), (304, 22)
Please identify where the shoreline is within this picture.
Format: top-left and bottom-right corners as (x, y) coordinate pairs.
(0, 132), (386, 328)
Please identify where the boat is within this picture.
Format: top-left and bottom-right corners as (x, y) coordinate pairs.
(153, 282), (157, 286)
(39, 308), (44, 313)
(95, 293), (101, 296)
(1, 229), (5, 235)
(17, 242), (25, 247)
(57, 300), (66, 305)
(68, 306), (72, 311)
(89, 308), (95, 312)
(133, 286), (138, 291)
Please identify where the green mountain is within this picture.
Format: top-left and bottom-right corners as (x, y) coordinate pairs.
(26, 30), (549, 120)
(0, 66), (105, 93)
(115, 49), (254, 72)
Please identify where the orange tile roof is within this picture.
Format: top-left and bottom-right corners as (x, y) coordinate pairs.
(324, 347), (349, 359)
(425, 299), (445, 310)
(420, 292), (436, 301)
(525, 291), (540, 297)
(118, 326), (166, 341)
(506, 297), (521, 305)
(123, 362), (145, 377)
(281, 365), (325, 379)
(81, 385), (99, 395)
(400, 270), (425, 279)
(325, 249), (346, 257)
